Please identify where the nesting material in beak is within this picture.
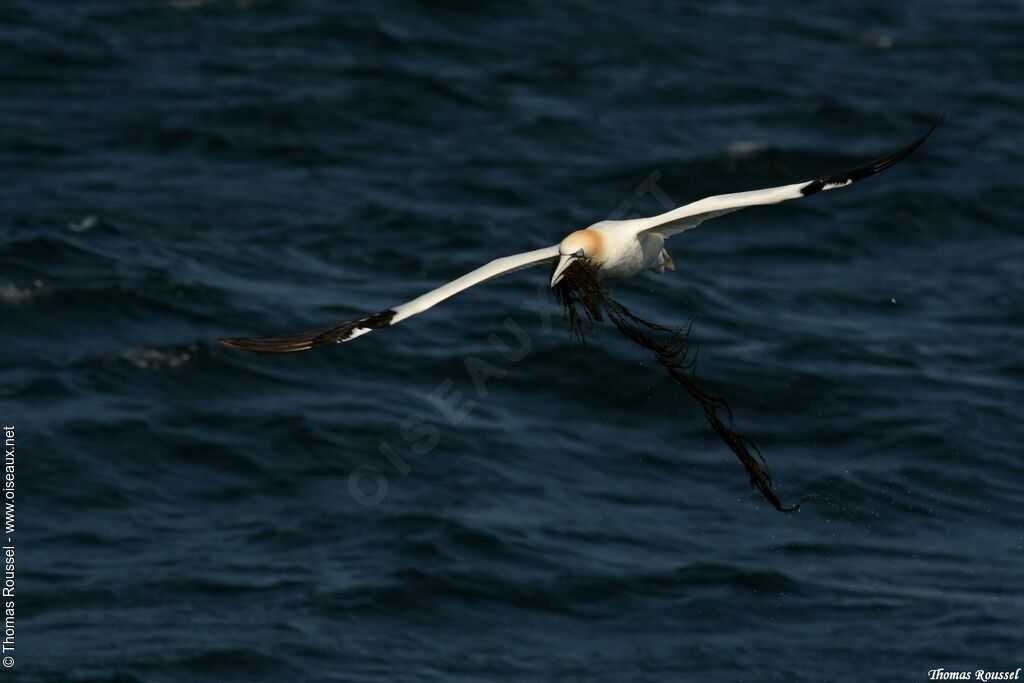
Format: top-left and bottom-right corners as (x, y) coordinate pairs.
(552, 259), (807, 513)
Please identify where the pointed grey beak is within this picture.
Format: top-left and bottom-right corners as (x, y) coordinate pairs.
(550, 254), (573, 287)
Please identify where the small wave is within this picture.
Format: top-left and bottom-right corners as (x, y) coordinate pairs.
(724, 140), (771, 158)
(119, 344), (199, 371)
(67, 214), (100, 233)
(0, 280), (45, 303)
(861, 33), (895, 49)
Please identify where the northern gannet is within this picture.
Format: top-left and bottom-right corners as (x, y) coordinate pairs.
(222, 122), (937, 353)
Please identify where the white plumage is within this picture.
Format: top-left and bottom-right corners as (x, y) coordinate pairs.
(222, 122), (937, 354)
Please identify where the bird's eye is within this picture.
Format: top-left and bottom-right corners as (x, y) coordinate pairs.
(575, 249), (585, 257)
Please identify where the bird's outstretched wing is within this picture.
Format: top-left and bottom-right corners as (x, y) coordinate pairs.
(625, 120), (939, 239)
(220, 245), (559, 353)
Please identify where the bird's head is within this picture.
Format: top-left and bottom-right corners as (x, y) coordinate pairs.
(551, 229), (601, 287)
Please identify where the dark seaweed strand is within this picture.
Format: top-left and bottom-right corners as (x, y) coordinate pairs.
(555, 260), (808, 513)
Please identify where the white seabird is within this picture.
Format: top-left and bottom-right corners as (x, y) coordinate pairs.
(221, 122), (937, 353)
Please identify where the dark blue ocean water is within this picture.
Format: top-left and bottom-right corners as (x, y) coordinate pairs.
(3, 1), (1023, 681)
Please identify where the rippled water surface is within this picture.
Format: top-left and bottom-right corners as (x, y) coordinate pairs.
(3, 1), (1023, 681)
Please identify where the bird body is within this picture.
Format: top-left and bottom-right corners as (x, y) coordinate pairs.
(221, 122), (938, 354)
(551, 224), (672, 285)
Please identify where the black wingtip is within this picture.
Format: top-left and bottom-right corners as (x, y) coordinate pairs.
(219, 309), (398, 354)
(218, 330), (330, 354)
(800, 117), (941, 197)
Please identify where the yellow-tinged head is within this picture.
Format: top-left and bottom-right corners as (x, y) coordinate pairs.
(551, 229), (604, 287)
